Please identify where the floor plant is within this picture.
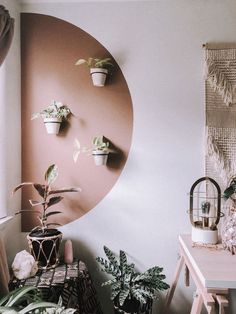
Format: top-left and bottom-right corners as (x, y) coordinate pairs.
(96, 246), (169, 314)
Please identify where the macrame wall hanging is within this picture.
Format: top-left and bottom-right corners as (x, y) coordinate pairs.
(204, 43), (236, 190)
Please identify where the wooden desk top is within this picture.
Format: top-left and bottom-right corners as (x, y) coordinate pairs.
(179, 234), (236, 289)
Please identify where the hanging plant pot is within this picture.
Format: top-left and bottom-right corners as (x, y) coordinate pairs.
(43, 117), (62, 134)
(90, 68), (108, 87)
(27, 229), (63, 269)
(92, 150), (109, 166)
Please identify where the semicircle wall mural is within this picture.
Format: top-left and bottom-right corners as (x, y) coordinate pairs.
(21, 13), (133, 231)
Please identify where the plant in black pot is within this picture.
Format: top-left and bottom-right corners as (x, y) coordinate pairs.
(96, 246), (169, 314)
(13, 164), (80, 269)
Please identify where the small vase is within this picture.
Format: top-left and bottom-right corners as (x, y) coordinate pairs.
(221, 208), (236, 254)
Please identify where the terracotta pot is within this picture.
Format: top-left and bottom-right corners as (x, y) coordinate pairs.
(90, 68), (108, 86)
(27, 229), (62, 269)
(43, 117), (62, 134)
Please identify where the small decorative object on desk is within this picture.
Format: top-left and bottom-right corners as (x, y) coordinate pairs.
(64, 239), (74, 264)
(188, 177), (223, 244)
(13, 164), (81, 269)
(12, 250), (38, 280)
(96, 246), (169, 314)
(31, 100), (71, 134)
(221, 176), (236, 254)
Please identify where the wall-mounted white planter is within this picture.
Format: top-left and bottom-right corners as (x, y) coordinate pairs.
(43, 117), (62, 134)
(90, 68), (108, 87)
(92, 150), (109, 166)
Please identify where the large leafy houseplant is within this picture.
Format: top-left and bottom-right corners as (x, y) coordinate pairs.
(96, 246), (169, 314)
(0, 286), (75, 314)
(13, 164), (80, 269)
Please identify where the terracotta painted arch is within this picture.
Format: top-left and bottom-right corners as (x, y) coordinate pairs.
(20, 13), (133, 231)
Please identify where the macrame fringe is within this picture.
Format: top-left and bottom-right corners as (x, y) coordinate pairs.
(205, 129), (234, 185)
(204, 59), (233, 106)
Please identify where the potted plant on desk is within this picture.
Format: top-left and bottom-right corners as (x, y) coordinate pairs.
(31, 100), (71, 134)
(75, 57), (114, 86)
(13, 164), (81, 269)
(96, 246), (169, 314)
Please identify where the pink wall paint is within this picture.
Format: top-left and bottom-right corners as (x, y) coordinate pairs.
(21, 13), (133, 231)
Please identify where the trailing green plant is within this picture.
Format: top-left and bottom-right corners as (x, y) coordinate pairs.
(75, 57), (113, 69)
(223, 176), (236, 201)
(96, 246), (169, 311)
(13, 164), (81, 232)
(31, 100), (71, 120)
(0, 286), (75, 314)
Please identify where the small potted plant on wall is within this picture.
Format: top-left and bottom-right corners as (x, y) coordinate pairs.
(13, 164), (80, 269)
(31, 100), (71, 134)
(75, 57), (114, 87)
(92, 136), (110, 166)
(96, 246), (169, 314)
(73, 135), (110, 166)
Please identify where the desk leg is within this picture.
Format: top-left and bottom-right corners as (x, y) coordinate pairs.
(190, 290), (203, 314)
(216, 295), (229, 314)
(164, 255), (184, 310)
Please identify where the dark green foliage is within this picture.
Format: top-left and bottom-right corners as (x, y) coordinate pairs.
(223, 177), (236, 200)
(96, 246), (169, 310)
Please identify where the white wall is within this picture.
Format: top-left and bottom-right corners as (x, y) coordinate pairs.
(0, 0), (22, 261)
(0, 0), (21, 217)
(15, 0), (236, 313)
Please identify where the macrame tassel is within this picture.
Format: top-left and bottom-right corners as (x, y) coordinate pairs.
(204, 59), (233, 106)
(205, 129), (233, 185)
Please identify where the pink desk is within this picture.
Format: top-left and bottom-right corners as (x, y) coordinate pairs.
(165, 234), (236, 313)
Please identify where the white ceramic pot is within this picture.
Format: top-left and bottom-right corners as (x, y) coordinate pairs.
(92, 150), (109, 166)
(191, 226), (218, 244)
(90, 68), (108, 87)
(43, 117), (62, 134)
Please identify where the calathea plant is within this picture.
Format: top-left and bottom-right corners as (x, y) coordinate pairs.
(96, 246), (169, 313)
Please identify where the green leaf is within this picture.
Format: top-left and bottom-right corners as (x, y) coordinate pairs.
(45, 211), (62, 218)
(119, 250), (127, 273)
(104, 246), (119, 271)
(223, 185), (236, 199)
(49, 187), (81, 195)
(29, 200), (46, 207)
(12, 182), (35, 194)
(19, 302), (59, 314)
(75, 59), (86, 66)
(33, 184), (45, 198)
(45, 164), (58, 186)
(118, 286), (130, 306)
(47, 196), (63, 208)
